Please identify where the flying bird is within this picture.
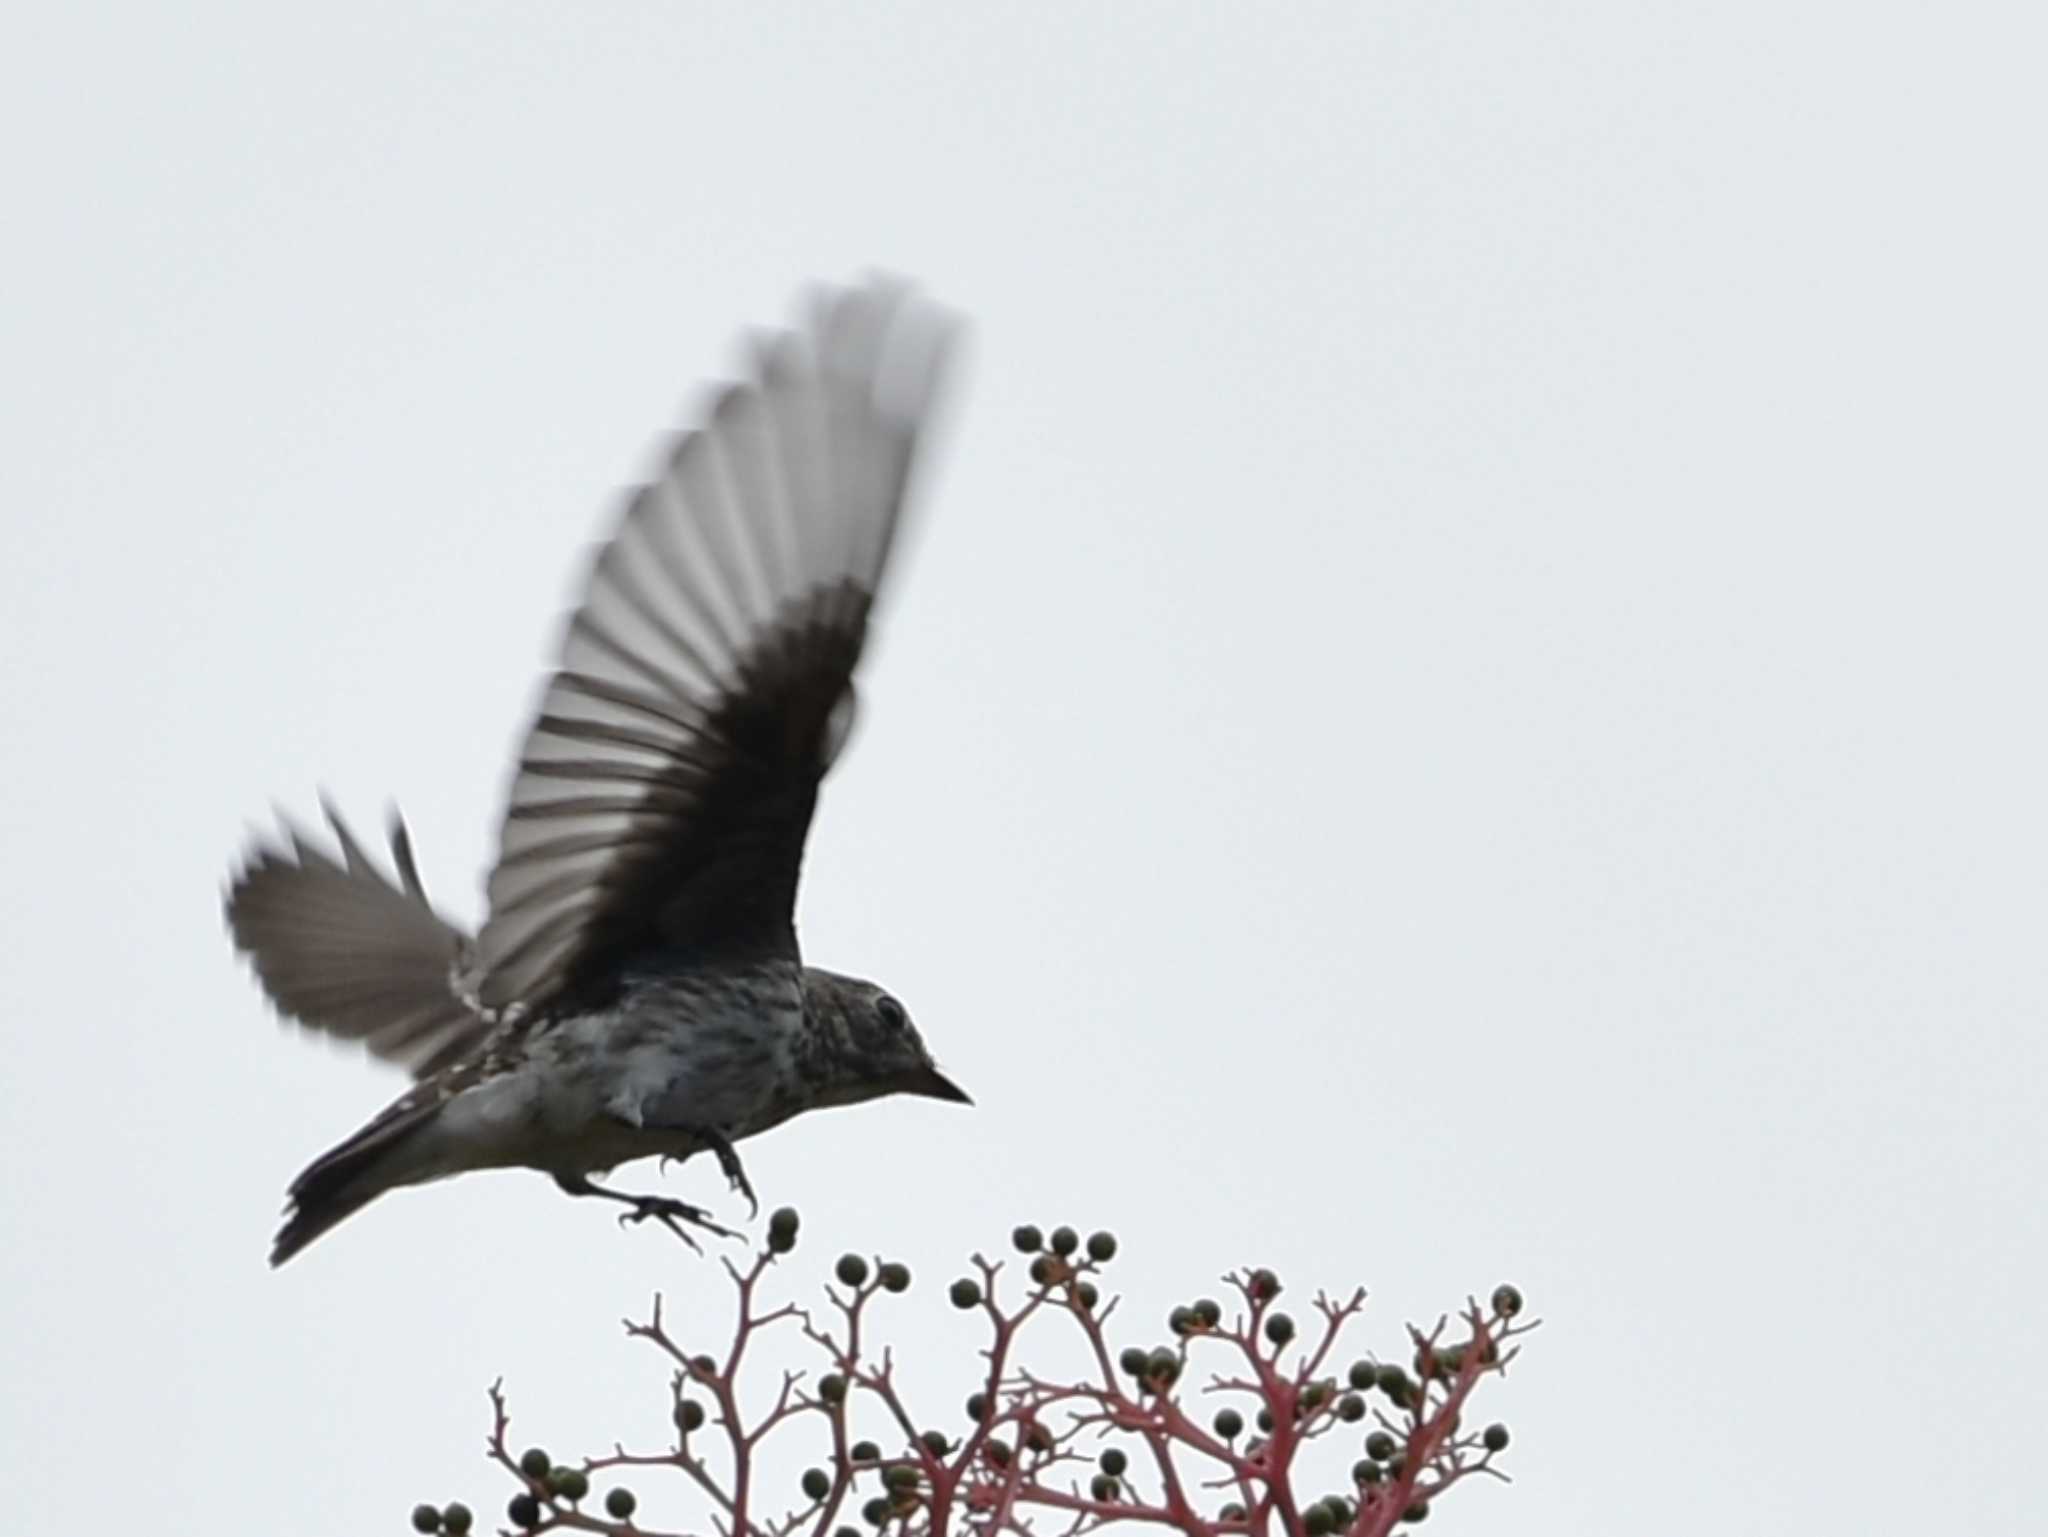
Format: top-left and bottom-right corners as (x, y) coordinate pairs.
(226, 279), (968, 1266)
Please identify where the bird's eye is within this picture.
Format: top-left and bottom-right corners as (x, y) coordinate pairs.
(876, 995), (906, 1031)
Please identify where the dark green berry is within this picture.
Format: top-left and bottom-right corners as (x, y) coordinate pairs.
(1213, 1407), (1244, 1439)
(676, 1398), (706, 1432)
(1076, 1281), (1099, 1310)
(1249, 1268), (1282, 1301)
(984, 1440), (1011, 1467)
(1401, 1502), (1430, 1523)
(1119, 1346), (1149, 1376)
(884, 1465), (921, 1491)
(1091, 1474), (1119, 1501)
(441, 1503), (473, 1534)
(835, 1528), (861, 1537)
(1348, 1360), (1377, 1391)
(1029, 1256), (1054, 1286)
(1193, 1297), (1222, 1328)
(850, 1441), (880, 1464)
(1366, 1431), (1399, 1462)
(1301, 1380), (1332, 1411)
(1220, 1504), (1246, 1523)
(1168, 1305), (1195, 1336)
(803, 1468), (832, 1502)
(1099, 1448), (1128, 1477)
(862, 1497), (891, 1526)
(1024, 1423), (1054, 1453)
(1351, 1459), (1382, 1486)
(837, 1254), (870, 1288)
(549, 1467), (588, 1502)
(1049, 1226), (1079, 1256)
(878, 1262), (911, 1293)
(605, 1488), (637, 1520)
(949, 1278), (982, 1310)
(507, 1494), (542, 1530)
(1086, 1231), (1118, 1262)
(818, 1373), (848, 1405)
(518, 1448), (551, 1480)
(1337, 1393), (1366, 1422)
(1145, 1347), (1180, 1386)
(1491, 1284), (1523, 1318)
(1483, 1423), (1511, 1453)
(966, 1392), (989, 1422)
(690, 1354), (719, 1379)
(1375, 1365), (1415, 1406)
(1304, 1503), (1336, 1536)
(767, 1206), (801, 1253)
(1264, 1312), (1296, 1346)
(1256, 1408), (1275, 1433)
(1322, 1495), (1356, 1527)
(1012, 1224), (1043, 1253)
(921, 1430), (949, 1457)
(411, 1504), (442, 1534)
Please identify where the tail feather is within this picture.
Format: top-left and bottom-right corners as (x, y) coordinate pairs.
(271, 1094), (439, 1266)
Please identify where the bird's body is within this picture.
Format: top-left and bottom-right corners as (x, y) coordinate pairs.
(228, 279), (968, 1264)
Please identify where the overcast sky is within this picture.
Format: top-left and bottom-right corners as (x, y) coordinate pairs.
(4, 3), (2044, 1534)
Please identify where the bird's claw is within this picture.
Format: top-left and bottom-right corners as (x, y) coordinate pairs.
(616, 1195), (737, 1252)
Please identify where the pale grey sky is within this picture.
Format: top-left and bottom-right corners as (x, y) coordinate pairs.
(3, 3), (2044, 1533)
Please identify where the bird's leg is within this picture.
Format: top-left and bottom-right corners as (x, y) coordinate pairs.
(696, 1128), (759, 1220)
(552, 1172), (738, 1252)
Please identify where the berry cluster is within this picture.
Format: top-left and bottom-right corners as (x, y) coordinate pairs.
(424, 1212), (1533, 1535)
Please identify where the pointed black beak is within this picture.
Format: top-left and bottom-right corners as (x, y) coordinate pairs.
(903, 1067), (973, 1105)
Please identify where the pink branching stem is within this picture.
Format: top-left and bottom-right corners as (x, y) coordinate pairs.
(462, 1228), (1535, 1537)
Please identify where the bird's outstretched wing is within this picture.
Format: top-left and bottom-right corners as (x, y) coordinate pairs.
(473, 279), (955, 1013)
(226, 802), (488, 1078)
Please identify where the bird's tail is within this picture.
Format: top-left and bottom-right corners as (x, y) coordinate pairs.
(271, 1095), (437, 1266)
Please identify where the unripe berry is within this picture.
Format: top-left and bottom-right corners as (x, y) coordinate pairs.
(818, 1373), (849, 1404)
(920, 1430), (949, 1457)
(1304, 1503), (1336, 1536)
(441, 1503), (473, 1534)
(803, 1468), (832, 1501)
(1348, 1360), (1376, 1391)
(1401, 1501), (1430, 1523)
(1119, 1346), (1149, 1377)
(1338, 1393), (1366, 1422)
(507, 1494), (542, 1530)
(1091, 1474), (1118, 1501)
(1249, 1268), (1282, 1301)
(676, 1398), (706, 1432)
(850, 1440), (880, 1464)
(1193, 1297), (1223, 1328)
(1098, 1448), (1128, 1477)
(518, 1448), (551, 1480)
(605, 1488), (637, 1520)
(1264, 1312), (1296, 1346)
(1049, 1226), (1079, 1256)
(862, 1497), (891, 1526)
(1366, 1431), (1399, 1462)
(1213, 1407), (1244, 1439)
(1012, 1224), (1043, 1253)
(949, 1278), (982, 1310)
(1491, 1284), (1523, 1318)
(1087, 1231), (1118, 1263)
(1483, 1423), (1511, 1453)
(836, 1254), (870, 1288)
(411, 1504), (442, 1533)
(1076, 1281), (1100, 1311)
(767, 1207), (801, 1253)
(878, 1262), (911, 1293)
(549, 1467), (588, 1503)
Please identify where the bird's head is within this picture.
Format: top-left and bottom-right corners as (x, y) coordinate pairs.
(799, 968), (971, 1110)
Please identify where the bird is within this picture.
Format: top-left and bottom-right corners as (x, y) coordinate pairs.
(225, 277), (970, 1266)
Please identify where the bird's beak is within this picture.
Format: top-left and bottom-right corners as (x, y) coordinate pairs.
(903, 1067), (973, 1105)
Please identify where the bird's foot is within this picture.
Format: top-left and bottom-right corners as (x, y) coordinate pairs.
(616, 1194), (738, 1252)
(699, 1129), (760, 1221)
